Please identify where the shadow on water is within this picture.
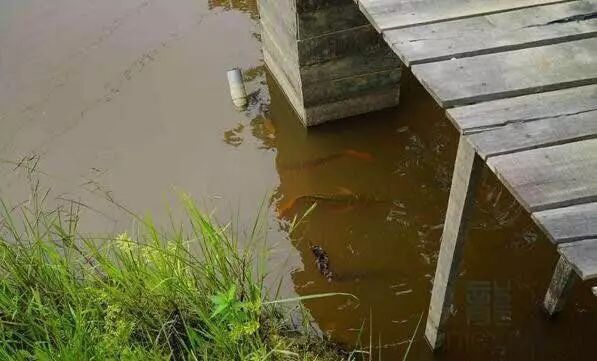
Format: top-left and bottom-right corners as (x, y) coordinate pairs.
(252, 66), (597, 360)
(208, 0), (259, 18)
(212, 3), (597, 355)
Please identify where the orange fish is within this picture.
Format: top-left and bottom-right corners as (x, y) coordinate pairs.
(278, 149), (374, 171)
(278, 154), (344, 171)
(343, 149), (374, 161)
(262, 118), (276, 138)
(276, 191), (388, 218)
(277, 197), (298, 217)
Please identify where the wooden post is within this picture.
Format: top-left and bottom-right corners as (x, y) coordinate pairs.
(258, 0), (401, 126)
(543, 256), (576, 316)
(425, 137), (483, 350)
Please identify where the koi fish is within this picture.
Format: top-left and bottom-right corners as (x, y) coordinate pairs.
(343, 149), (374, 162)
(262, 118), (276, 138)
(276, 192), (388, 217)
(278, 149), (374, 171)
(277, 197), (299, 217)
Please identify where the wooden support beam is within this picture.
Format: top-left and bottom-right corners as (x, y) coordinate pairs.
(543, 256), (576, 316)
(425, 137), (483, 350)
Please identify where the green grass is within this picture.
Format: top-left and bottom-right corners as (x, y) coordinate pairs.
(0, 195), (356, 360)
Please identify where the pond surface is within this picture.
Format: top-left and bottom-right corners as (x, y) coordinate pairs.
(1, 0), (597, 359)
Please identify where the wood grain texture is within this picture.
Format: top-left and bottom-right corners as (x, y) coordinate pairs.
(411, 37), (597, 107)
(299, 2), (369, 39)
(465, 109), (597, 159)
(297, 24), (384, 66)
(300, 47), (400, 85)
(302, 68), (401, 106)
(446, 85), (597, 134)
(543, 256), (576, 314)
(533, 202), (597, 244)
(357, 0), (572, 31)
(425, 137), (483, 350)
(384, 1), (597, 65)
(559, 238), (597, 280)
(487, 139), (597, 212)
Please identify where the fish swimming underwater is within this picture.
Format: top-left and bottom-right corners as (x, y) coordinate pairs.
(311, 245), (334, 282)
(278, 149), (374, 171)
(276, 191), (389, 217)
(342, 149), (374, 162)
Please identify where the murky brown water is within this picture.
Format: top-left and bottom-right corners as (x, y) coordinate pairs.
(2, 1), (597, 359)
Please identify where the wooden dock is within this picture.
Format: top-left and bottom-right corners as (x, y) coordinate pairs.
(353, 0), (597, 350)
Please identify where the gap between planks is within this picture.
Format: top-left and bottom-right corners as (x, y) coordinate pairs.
(356, 0), (575, 32)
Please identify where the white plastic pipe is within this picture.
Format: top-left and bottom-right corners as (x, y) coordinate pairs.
(227, 68), (248, 108)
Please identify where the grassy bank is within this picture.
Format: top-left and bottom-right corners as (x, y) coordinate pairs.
(0, 195), (355, 360)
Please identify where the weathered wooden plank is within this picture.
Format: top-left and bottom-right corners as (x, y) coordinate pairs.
(260, 4), (300, 62)
(298, 0), (347, 13)
(543, 256), (576, 315)
(304, 86), (400, 125)
(263, 49), (306, 121)
(559, 238), (597, 280)
(533, 202), (597, 244)
(425, 137), (483, 350)
(261, 20), (302, 93)
(302, 68), (401, 106)
(298, 24), (385, 66)
(300, 47), (400, 85)
(299, 2), (369, 39)
(465, 109), (597, 159)
(384, 1), (597, 65)
(446, 85), (597, 134)
(487, 139), (597, 212)
(411, 37), (597, 107)
(259, 0), (297, 38)
(357, 0), (572, 31)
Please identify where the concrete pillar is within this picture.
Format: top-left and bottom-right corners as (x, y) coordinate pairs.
(425, 137), (483, 350)
(258, 0), (402, 126)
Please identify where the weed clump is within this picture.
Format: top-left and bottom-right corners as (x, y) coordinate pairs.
(0, 196), (350, 360)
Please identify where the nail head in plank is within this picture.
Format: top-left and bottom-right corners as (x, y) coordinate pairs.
(558, 238), (597, 280)
(486, 139), (597, 212)
(358, 0), (571, 31)
(533, 202), (597, 244)
(446, 84), (597, 134)
(384, 1), (597, 66)
(465, 109), (597, 159)
(411, 37), (597, 107)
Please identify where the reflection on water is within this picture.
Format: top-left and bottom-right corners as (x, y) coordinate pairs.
(227, 62), (597, 359)
(2, 0), (597, 360)
(208, 0), (259, 18)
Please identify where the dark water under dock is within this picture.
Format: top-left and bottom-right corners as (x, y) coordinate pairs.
(1, 0), (596, 359)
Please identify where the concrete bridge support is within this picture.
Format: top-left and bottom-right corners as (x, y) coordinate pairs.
(257, 0), (402, 126)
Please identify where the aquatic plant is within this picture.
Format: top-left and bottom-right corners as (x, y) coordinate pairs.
(0, 195), (355, 360)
